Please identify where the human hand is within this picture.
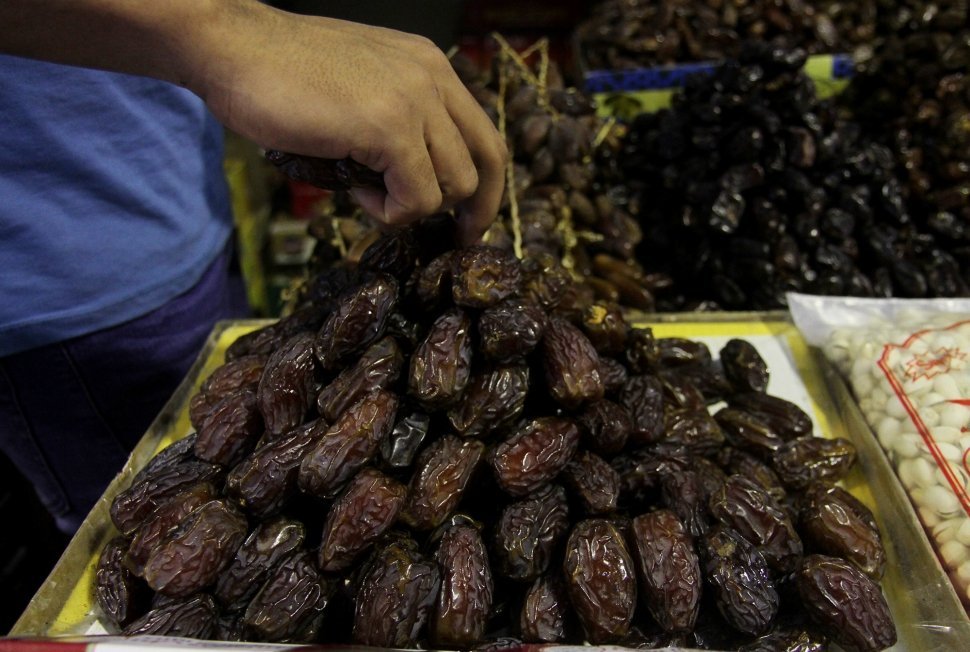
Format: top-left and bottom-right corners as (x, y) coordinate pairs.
(194, 2), (507, 244)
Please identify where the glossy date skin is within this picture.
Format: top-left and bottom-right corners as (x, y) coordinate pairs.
(96, 537), (149, 629)
(479, 298), (548, 363)
(563, 450), (620, 515)
(721, 338), (770, 394)
(562, 519), (637, 643)
(315, 336), (403, 422)
(432, 524), (494, 647)
(451, 245), (522, 308)
(195, 388), (264, 466)
(401, 434), (485, 530)
(243, 551), (334, 643)
(257, 332), (317, 437)
(200, 355), (267, 401)
(408, 309), (473, 408)
(215, 517), (306, 611)
(631, 510), (701, 633)
(796, 555), (896, 652)
(353, 539), (441, 648)
(701, 526), (779, 637)
(772, 436), (857, 490)
(122, 594), (217, 638)
(143, 500), (248, 597)
(520, 574), (575, 643)
(314, 275), (398, 370)
(731, 392), (813, 440)
(381, 411), (430, 468)
(494, 484), (570, 581)
(490, 417), (580, 497)
(319, 467), (407, 572)
(542, 317), (605, 409)
(298, 389), (399, 498)
(578, 399), (632, 456)
(619, 375), (665, 445)
(447, 365), (529, 439)
(800, 484), (885, 579)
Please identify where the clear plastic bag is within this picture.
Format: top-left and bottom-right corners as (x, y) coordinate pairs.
(789, 293), (970, 611)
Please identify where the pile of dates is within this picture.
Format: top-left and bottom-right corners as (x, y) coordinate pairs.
(840, 1), (970, 265)
(95, 223), (897, 651)
(451, 50), (663, 311)
(576, 0), (877, 71)
(620, 41), (969, 310)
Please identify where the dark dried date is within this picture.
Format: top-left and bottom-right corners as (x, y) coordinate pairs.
(432, 524), (494, 647)
(520, 574), (574, 643)
(243, 551), (334, 642)
(314, 275), (398, 369)
(716, 407), (785, 458)
(451, 245), (522, 308)
(701, 527), (779, 636)
(796, 555), (896, 652)
(663, 407), (726, 457)
(479, 297), (547, 363)
(195, 388), (263, 465)
(800, 484), (885, 579)
(359, 228), (417, 278)
(578, 399), (632, 456)
(96, 537), (149, 629)
(631, 510), (701, 633)
(316, 336), (403, 422)
(408, 309), (473, 408)
(257, 332), (317, 437)
(562, 519), (637, 643)
(620, 375), (665, 445)
(657, 338), (712, 368)
(772, 436), (856, 490)
(353, 539), (441, 647)
(543, 317), (604, 408)
(381, 411), (430, 468)
(319, 467), (406, 572)
(581, 303), (628, 355)
(494, 484), (570, 581)
(215, 516), (306, 611)
(298, 389), (399, 498)
(490, 417), (580, 497)
(563, 450), (619, 514)
(731, 392), (813, 440)
(401, 434), (485, 530)
(123, 594), (217, 638)
(201, 355), (266, 400)
(721, 339), (770, 394)
(598, 357), (629, 394)
(143, 499), (247, 597)
(447, 365), (529, 439)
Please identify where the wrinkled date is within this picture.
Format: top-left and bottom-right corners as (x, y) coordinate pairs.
(796, 555), (896, 652)
(401, 434), (485, 530)
(316, 336), (403, 422)
(490, 417), (580, 497)
(200, 355), (266, 401)
(215, 517), (306, 611)
(562, 519), (637, 643)
(772, 436), (857, 490)
(447, 365), (529, 439)
(96, 537), (149, 629)
(409, 309), (473, 408)
(543, 318), (605, 408)
(701, 527), (779, 636)
(257, 333), (317, 437)
(353, 539), (441, 647)
(314, 275), (398, 370)
(631, 510), (701, 633)
(731, 392), (813, 440)
(479, 298), (547, 363)
(451, 246), (522, 308)
(143, 500), (248, 597)
(721, 339), (770, 394)
(494, 484), (570, 581)
(620, 375), (665, 445)
(123, 594), (217, 638)
(243, 551), (334, 643)
(716, 407), (785, 458)
(520, 574), (575, 643)
(195, 389), (263, 465)
(578, 399), (632, 456)
(800, 484), (885, 580)
(432, 524), (494, 647)
(563, 450), (620, 514)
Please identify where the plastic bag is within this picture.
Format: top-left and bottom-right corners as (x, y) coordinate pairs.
(789, 293), (970, 610)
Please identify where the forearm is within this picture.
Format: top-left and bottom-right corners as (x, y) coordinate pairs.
(0, 0), (245, 90)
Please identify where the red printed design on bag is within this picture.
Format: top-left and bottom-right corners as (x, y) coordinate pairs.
(877, 320), (970, 518)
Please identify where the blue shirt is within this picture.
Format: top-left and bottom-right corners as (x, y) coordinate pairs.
(0, 55), (232, 356)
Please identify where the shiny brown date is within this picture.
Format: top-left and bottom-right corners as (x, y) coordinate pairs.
(401, 434), (485, 530)
(563, 450), (619, 514)
(715, 407), (785, 458)
(215, 516), (306, 611)
(451, 245), (522, 308)
(562, 519), (637, 643)
(96, 537), (149, 629)
(243, 551), (334, 643)
(353, 539), (441, 647)
(731, 392), (813, 440)
(520, 574), (575, 643)
(122, 594), (217, 638)
(800, 484), (886, 579)
(432, 524), (494, 647)
(201, 354), (266, 400)
(581, 303), (629, 355)
(447, 365), (529, 439)
(577, 399), (632, 456)
(298, 389), (399, 498)
(314, 275), (398, 370)
(796, 555), (896, 652)
(494, 484), (570, 581)
(663, 407), (726, 457)
(479, 297), (548, 363)
(721, 339), (770, 394)
(619, 375), (665, 445)
(319, 467), (406, 572)
(195, 388), (263, 465)
(490, 417), (580, 497)
(543, 317), (604, 408)
(772, 436), (856, 490)
(257, 332), (317, 437)
(315, 336), (403, 422)
(143, 499), (247, 597)
(408, 309), (473, 408)
(631, 510), (701, 633)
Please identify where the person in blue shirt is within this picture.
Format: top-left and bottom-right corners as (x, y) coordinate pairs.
(0, 0), (507, 533)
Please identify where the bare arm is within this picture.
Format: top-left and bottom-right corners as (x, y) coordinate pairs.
(0, 0), (506, 243)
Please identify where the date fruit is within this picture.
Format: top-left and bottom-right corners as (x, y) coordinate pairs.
(490, 417), (580, 497)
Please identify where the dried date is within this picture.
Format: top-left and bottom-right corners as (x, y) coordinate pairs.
(96, 537), (149, 629)
(543, 317), (604, 408)
(381, 411), (430, 468)
(620, 375), (665, 445)
(143, 499), (247, 597)
(630, 510), (701, 633)
(598, 357), (629, 394)
(796, 555), (896, 652)
(520, 574), (575, 643)
(663, 408), (726, 457)
(563, 450), (619, 514)
(243, 551), (334, 642)
(215, 517), (306, 611)
(562, 519), (637, 643)
(578, 399), (632, 456)
(408, 309), (473, 408)
(701, 527), (779, 637)
(490, 417), (580, 497)
(452, 246), (522, 308)
(319, 467), (406, 572)
(494, 484), (570, 581)
(195, 388), (263, 465)
(447, 365), (529, 438)
(359, 228), (417, 278)
(731, 392), (813, 440)
(298, 389), (399, 498)
(353, 539), (441, 647)
(257, 332), (317, 437)
(201, 355), (266, 400)
(401, 434), (485, 530)
(479, 298), (547, 363)
(800, 484), (885, 579)
(123, 594), (217, 638)
(432, 524), (494, 647)
(314, 275), (398, 369)
(315, 336), (403, 422)
(772, 436), (856, 490)
(657, 338), (712, 368)
(721, 339), (770, 394)
(716, 407), (785, 458)
(581, 303), (628, 355)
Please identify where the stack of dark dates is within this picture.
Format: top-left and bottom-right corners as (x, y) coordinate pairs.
(840, 1), (970, 267)
(451, 49), (663, 311)
(95, 224), (897, 651)
(620, 41), (969, 310)
(576, 0), (876, 71)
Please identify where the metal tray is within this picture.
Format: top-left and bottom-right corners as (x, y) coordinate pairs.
(11, 315), (970, 649)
